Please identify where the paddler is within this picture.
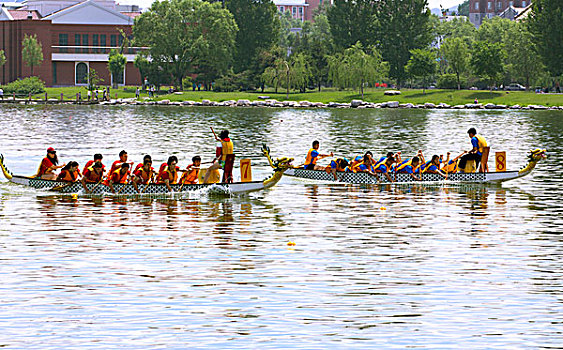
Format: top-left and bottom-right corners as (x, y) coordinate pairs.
(421, 155), (448, 179)
(395, 156), (421, 181)
(352, 154), (376, 175)
(303, 140), (333, 170)
(56, 161), (81, 182)
(134, 155), (152, 174)
(441, 151), (467, 173)
(203, 129), (234, 184)
(82, 153), (105, 175)
(36, 147), (65, 180)
(374, 156), (395, 182)
(105, 162), (131, 193)
(81, 162), (104, 193)
(458, 128), (487, 172)
(109, 150), (129, 174)
(157, 156), (180, 192)
(180, 156), (202, 185)
(325, 157), (349, 180)
(132, 157), (154, 193)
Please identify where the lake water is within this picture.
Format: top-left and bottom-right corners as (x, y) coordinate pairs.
(0, 105), (561, 349)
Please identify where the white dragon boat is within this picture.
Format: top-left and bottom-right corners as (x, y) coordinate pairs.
(284, 149), (547, 185)
(0, 145), (293, 197)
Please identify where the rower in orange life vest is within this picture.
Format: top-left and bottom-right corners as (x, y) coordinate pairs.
(157, 156), (181, 192)
(82, 153), (105, 175)
(325, 157), (349, 180)
(132, 157), (154, 193)
(36, 147), (65, 180)
(105, 162), (131, 193)
(56, 161), (81, 182)
(203, 129), (234, 184)
(441, 151), (467, 173)
(458, 127), (487, 172)
(351, 153), (377, 175)
(304, 140), (333, 170)
(395, 156), (422, 181)
(420, 154), (448, 179)
(81, 162), (104, 193)
(180, 156), (202, 185)
(109, 150), (130, 174)
(374, 156), (396, 182)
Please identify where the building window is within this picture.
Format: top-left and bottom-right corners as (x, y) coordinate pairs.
(52, 62), (57, 85)
(75, 34), (81, 53)
(82, 34), (88, 53)
(475, 2), (479, 10)
(509, 1), (514, 6)
(497, 2), (502, 9)
(488, 2), (491, 9)
(76, 62), (88, 85)
(59, 34), (68, 53)
(279, 6), (284, 13)
(522, 1), (526, 6)
(100, 34), (106, 53)
(292, 7), (297, 17)
(110, 34), (117, 48)
(298, 7), (303, 19)
(93, 34), (98, 53)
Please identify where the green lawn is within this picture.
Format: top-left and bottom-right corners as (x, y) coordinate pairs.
(30, 87), (563, 106)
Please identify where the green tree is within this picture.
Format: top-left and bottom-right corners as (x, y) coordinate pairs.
(471, 41), (504, 90)
(262, 57), (287, 94)
(87, 68), (103, 91)
(327, 0), (378, 50)
(504, 23), (543, 90)
(0, 50), (5, 68)
(22, 34), (44, 76)
(133, 54), (173, 90)
(528, 0), (563, 77)
(108, 49), (126, 88)
(406, 48), (437, 94)
(442, 37), (469, 90)
(288, 53), (312, 93)
(376, 0), (432, 87)
(133, 0), (238, 89)
(226, 0), (279, 78)
(457, 0), (469, 16)
(476, 17), (514, 44)
(327, 42), (386, 99)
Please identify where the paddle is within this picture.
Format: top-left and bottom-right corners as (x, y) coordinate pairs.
(140, 173), (155, 194)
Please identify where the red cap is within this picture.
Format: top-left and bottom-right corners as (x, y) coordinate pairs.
(47, 147), (55, 152)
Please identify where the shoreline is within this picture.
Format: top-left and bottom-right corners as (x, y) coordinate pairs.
(1, 97), (562, 111)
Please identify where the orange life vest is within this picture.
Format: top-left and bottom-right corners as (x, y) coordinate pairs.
(83, 166), (103, 183)
(57, 169), (80, 182)
(181, 165), (199, 184)
(157, 166), (178, 184)
(105, 168), (129, 185)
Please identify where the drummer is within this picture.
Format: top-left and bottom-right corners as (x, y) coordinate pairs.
(36, 147), (65, 180)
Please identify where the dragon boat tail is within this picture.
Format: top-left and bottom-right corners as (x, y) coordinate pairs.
(0, 145), (294, 197)
(284, 149), (547, 185)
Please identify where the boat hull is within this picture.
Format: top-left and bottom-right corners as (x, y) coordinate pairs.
(284, 168), (522, 184)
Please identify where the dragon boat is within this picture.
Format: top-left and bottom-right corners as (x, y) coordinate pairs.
(0, 145), (293, 197)
(284, 149), (547, 185)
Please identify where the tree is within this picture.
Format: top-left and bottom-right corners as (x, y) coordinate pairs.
(376, 0), (432, 88)
(327, 42), (386, 99)
(476, 17), (514, 44)
(22, 34), (43, 76)
(133, 53), (173, 90)
(262, 57), (286, 94)
(457, 0), (469, 16)
(528, 0), (563, 77)
(288, 53), (312, 93)
(0, 50), (5, 68)
(327, 0), (378, 50)
(133, 0), (238, 89)
(87, 68), (103, 91)
(471, 41), (504, 90)
(108, 49), (126, 88)
(442, 37), (469, 90)
(504, 23), (543, 90)
(406, 49), (437, 94)
(226, 0), (279, 77)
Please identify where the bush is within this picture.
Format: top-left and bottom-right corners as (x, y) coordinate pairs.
(214, 70), (256, 92)
(2, 76), (46, 95)
(437, 73), (467, 89)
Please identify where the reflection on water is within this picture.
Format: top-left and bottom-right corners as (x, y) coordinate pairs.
(0, 105), (562, 348)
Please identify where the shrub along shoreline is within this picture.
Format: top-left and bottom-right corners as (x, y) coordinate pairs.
(1, 88), (562, 110)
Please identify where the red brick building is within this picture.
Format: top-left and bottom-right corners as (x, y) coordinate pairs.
(0, 0), (142, 86)
(274, 0), (327, 22)
(469, 0), (530, 27)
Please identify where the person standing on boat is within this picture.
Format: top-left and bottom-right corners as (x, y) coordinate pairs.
(203, 130), (234, 183)
(110, 150), (129, 174)
(57, 161), (81, 182)
(82, 162), (104, 193)
(105, 162), (131, 193)
(36, 147), (65, 180)
(132, 158), (154, 193)
(157, 156), (181, 192)
(304, 140), (333, 170)
(458, 128), (487, 172)
(82, 154), (105, 175)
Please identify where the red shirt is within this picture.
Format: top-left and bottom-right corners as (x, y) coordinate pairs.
(134, 167), (154, 185)
(108, 169), (130, 184)
(158, 166), (179, 184)
(37, 157), (54, 177)
(83, 160), (105, 175)
(83, 167), (103, 183)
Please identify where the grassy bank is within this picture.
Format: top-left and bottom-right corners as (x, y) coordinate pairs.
(29, 87), (563, 106)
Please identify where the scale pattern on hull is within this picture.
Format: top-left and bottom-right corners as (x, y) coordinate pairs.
(286, 169), (487, 183)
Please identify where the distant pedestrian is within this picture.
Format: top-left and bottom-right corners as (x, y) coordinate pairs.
(474, 98), (478, 104)
(95, 90), (99, 100)
(135, 87), (140, 98)
(87, 90), (92, 101)
(0, 88), (3, 100)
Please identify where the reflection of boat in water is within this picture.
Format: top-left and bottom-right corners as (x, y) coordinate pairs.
(0, 145), (293, 197)
(285, 149), (547, 185)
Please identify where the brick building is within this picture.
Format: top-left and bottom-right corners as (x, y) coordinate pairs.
(274, 0), (328, 22)
(469, 0), (530, 27)
(0, 0), (142, 86)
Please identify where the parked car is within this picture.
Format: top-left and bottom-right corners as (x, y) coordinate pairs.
(505, 83), (526, 91)
(469, 86), (478, 90)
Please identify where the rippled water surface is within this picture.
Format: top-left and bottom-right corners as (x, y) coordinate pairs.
(1, 105), (562, 349)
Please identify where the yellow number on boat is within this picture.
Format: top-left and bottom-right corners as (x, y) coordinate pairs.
(240, 159), (252, 182)
(495, 151), (507, 172)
